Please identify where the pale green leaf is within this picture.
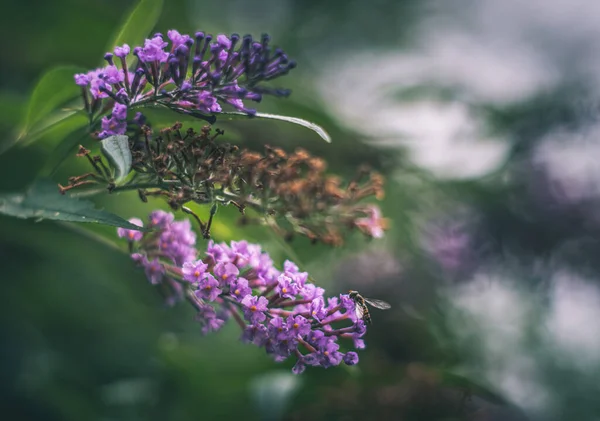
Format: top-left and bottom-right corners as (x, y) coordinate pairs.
(221, 112), (332, 143)
(11, 66), (84, 150)
(101, 135), (132, 182)
(25, 109), (88, 147)
(1, 108), (88, 156)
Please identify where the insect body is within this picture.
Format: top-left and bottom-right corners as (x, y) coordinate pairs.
(348, 290), (391, 324)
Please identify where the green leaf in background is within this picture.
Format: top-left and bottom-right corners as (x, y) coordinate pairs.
(0, 179), (146, 231)
(24, 109), (89, 154)
(37, 124), (90, 178)
(250, 371), (302, 421)
(10, 66), (84, 151)
(222, 112), (332, 143)
(101, 135), (132, 182)
(440, 370), (509, 406)
(105, 0), (164, 54)
(1, 109), (87, 157)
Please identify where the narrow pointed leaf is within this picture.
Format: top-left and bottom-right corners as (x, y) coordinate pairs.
(38, 125), (90, 178)
(1, 108), (88, 156)
(0, 179), (146, 231)
(101, 135), (132, 181)
(222, 112), (332, 143)
(23, 108), (89, 147)
(106, 0), (164, 54)
(12, 66), (84, 149)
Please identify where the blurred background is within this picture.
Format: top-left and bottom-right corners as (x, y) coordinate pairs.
(2, 0), (600, 420)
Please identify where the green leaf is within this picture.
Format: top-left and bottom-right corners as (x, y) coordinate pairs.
(15, 66), (84, 145)
(221, 112), (332, 143)
(37, 124), (90, 178)
(250, 372), (302, 421)
(106, 0), (164, 54)
(440, 370), (509, 406)
(0, 179), (146, 231)
(29, 109), (89, 146)
(2, 109), (88, 157)
(101, 135), (132, 182)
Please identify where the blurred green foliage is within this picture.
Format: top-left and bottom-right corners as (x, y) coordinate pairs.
(3, 0), (600, 420)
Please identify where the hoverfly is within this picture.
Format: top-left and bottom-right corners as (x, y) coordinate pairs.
(348, 290), (391, 324)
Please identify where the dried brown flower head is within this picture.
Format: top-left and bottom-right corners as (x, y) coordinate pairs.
(60, 124), (387, 244)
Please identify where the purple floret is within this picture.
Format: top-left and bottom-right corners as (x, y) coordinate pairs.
(241, 323), (269, 346)
(275, 274), (298, 299)
(182, 259), (208, 283)
(74, 73), (90, 86)
(103, 65), (124, 84)
(114, 44), (130, 58)
(195, 303), (225, 334)
(117, 218), (143, 241)
(241, 295), (269, 324)
(230, 277), (252, 301)
(286, 315), (311, 338)
(167, 29), (191, 48)
(213, 262), (239, 285)
(343, 351), (359, 366)
(195, 273), (222, 301)
(148, 210), (174, 228)
(138, 35), (169, 63)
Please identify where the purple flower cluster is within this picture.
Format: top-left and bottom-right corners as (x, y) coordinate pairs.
(118, 211), (196, 301)
(75, 30), (296, 138)
(119, 210), (367, 373)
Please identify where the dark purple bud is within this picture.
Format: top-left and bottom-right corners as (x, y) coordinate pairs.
(116, 88), (129, 103)
(278, 54), (289, 64)
(246, 92), (263, 102)
(99, 85), (123, 104)
(343, 352), (359, 366)
(133, 112), (146, 126)
(130, 67), (145, 94)
(175, 45), (189, 56)
(261, 33), (271, 48)
(169, 57), (179, 83)
(133, 46), (142, 56)
(241, 35), (252, 51)
(104, 53), (114, 65)
(194, 32), (205, 55)
(198, 35), (212, 63)
(192, 56), (203, 78)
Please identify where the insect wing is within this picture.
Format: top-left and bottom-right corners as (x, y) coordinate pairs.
(354, 303), (365, 320)
(363, 297), (391, 310)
